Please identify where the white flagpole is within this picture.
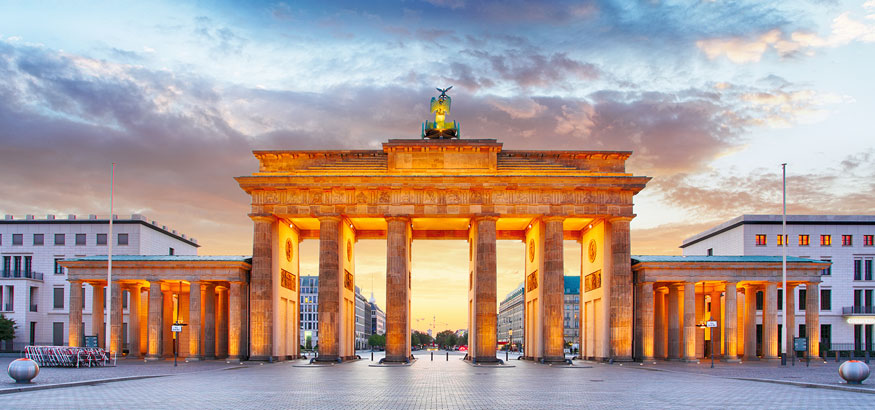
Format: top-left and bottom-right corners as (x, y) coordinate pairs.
(781, 163), (787, 365)
(106, 163), (115, 352)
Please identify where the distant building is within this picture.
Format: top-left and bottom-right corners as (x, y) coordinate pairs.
(370, 293), (385, 336)
(497, 276), (580, 350)
(299, 277), (384, 350)
(0, 213), (198, 351)
(299, 275), (319, 348)
(682, 215), (875, 352)
(355, 286), (368, 349)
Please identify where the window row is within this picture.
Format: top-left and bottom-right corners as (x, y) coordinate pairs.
(756, 288), (832, 311)
(755, 234), (873, 247)
(854, 259), (875, 281)
(0, 233), (129, 246)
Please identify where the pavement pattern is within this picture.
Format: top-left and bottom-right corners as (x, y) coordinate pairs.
(3, 352), (874, 409)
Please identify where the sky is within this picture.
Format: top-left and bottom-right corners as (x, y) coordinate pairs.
(1, 0), (873, 331)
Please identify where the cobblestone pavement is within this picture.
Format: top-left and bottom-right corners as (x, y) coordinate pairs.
(3, 351), (874, 409)
(639, 356), (874, 388)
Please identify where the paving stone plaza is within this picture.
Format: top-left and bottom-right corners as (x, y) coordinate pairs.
(3, 352), (874, 409)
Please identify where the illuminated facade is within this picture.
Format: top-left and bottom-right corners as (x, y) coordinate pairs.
(236, 136), (649, 363)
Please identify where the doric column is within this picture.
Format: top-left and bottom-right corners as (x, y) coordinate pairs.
(68, 281), (83, 347)
(743, 285), (758, 360)
(667, 284), (681, 359)
(204, 283), (217, 359)
(110, 282), (122, 354)
(763, 282), (779, 359)
(805, 282), (820, 358)
(92, 283), (105, 348)
(471, 215), (499, 362)
(385, 216), (411, 362)
(229, 282), (244, 360)
(542, 216), (565, 362)
(683, 282), (696, 361)
(710, 290), (722, 358)
(784, 283), (796, 360)
(249, 214), (275, 361)
(640, 282), (655, 361)
(609, 217), (633, 361)
(128, 285), (141, 357)
(217, 287), (229, 358)
(695, 287), (705, 359)
(723, 282), (739, 361)
(188, 281), (202, 360)
(317, 215), (342, 361)
(146, 281), (163, 360)
(654, 287), (666, 359)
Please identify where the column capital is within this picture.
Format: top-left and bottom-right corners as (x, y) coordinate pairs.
(248, 213), (276, 223)
(315, 214), (343, 222)
(471, 214), (499, 222)
(68, 279), (83, 285)
(608, 215), (635, 223)
(384, 215), (411, 223)
(541, 215), (565, 223)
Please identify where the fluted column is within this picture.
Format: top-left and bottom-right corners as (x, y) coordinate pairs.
(805, 282), (820, 358)
(204, 283), (216, 359)
(609, 217), (633, 361)
(683, 282), (696, 361)
(472, 215), (499, 362)
(542, 216), (564, 362)
(695, 287), (705, 359)
(146, 281), (163, 360)
(385, 216), (411, 362)
(764, 282), (779, 359)
(784, 283), (796, 360)
(667, 284), (681, 359)
(229, 282), (244, 360)
(641, 282), (655, 361)
(710, 290), (721, 357)
(723, 282), (739, 361)
(217, 287), (229, 358)
(249, 214), (275, 361)
(92, 283), (105, 348)
(654, 287), (666, 359)
(110, 282), (122, 354)
(188, 281), (202, 360)
(68, 281), (83, 347)
(128, 285), (141, 357)
(743, 285), (758, 360)
(317, 215), (342, 361)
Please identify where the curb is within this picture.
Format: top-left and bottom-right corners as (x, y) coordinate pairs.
(0, 374), (168, 395)
(635, 365), (875, 395)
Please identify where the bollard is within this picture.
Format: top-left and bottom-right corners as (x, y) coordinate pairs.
(446, 351), (449, 361)
(431, 351), (433, 361)
(371, 351), (374, 361)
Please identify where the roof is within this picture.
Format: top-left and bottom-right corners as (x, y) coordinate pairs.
(681, 214), (875, 248)
(564, 275), (579, 294)
(631, 255), (824, 264)
(64, 255), (250, 262)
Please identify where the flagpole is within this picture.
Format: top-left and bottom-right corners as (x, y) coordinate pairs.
(106, 163), (115, 352)
(781, 163), (787, 365)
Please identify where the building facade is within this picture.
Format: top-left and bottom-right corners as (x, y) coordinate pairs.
(370, 294), (385, 337)
(498, 276), (580, 351)
(354, 286), (368, 349)
(299, 275), (319, 349)
(682, 215), (875, 352)
(563, 276), (580, 347)
(0, 214), (197, 351)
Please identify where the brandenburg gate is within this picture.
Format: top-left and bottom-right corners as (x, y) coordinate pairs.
(236, 134), (650, 362)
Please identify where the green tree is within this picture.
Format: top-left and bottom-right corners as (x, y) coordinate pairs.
(458, 332), (468, 346)
(411, 331), (421, 347)
(305, 335), (312, 350)
(368, 333), (386, 348)
(434, 330), (457, 349)
(0, 314), (16, 346)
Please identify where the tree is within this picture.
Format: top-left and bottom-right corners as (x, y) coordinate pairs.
(434, 330), (457, 349)
(0, 314), (16, 347)
(305, 335), (312, 350)
(458, 332), (468, 346)
(368, 333), (386, 348)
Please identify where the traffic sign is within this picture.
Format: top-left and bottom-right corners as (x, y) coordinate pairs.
(171, 324), (183, 332)
(706, 320), (718, 328)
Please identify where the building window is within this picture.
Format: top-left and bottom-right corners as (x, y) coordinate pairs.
(169, 247), (174, 256)
(842, 235), (853, 247)
(75, 233), (86, 246)
(755, 234), (767, 246)
(820, 289), (831, 311)
(820, 235), (831, 246)
(821, 259), (831, 276)
(53, 287), (64, 309)
(117, 233), (128, 246)
(777, 234), (787, 247)
(96, 233), (107, 245)
(29, 286), (38, 312)
(706, 248), (713, 256)
(866, 259), (873, 281)
(33, 234), (44, 246)
(756, 291), (763, 310)
(855, 259), (863, 281)
(865, 235), (874, 247)
(24, 256), (31, 274)
(54, 258), (65, 275)
(798, 235), (810, 246)
(55, 233), (65, 245)
(3, 256), (10, 275)
(12, 234), (23, 246)
(799, 288), (807, 310)
(778, 289), (783, 311)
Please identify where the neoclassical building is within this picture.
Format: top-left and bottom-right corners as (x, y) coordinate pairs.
(236, 138), (649, 363)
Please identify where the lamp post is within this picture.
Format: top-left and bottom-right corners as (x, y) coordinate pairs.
(508, 329), (513, 361)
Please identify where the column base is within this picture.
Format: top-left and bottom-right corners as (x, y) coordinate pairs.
(145, 355), (162, 361)
(680, 358), (699, 363)
(722, 357), (742, 363)
(742, 356), (760, 361)
(249, 355), (279, 362)
(186, 356), (203, 362)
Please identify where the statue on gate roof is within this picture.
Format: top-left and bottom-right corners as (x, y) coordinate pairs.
(422, 86), (461, 139)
